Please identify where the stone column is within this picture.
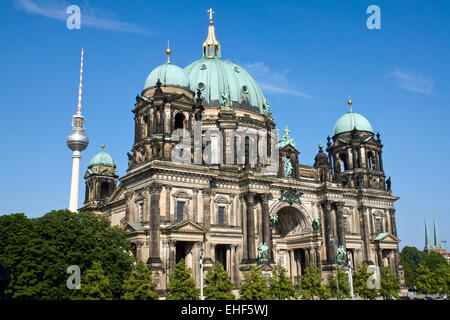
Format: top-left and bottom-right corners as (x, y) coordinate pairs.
(210, 243), (216, 264)
(261, 194), (272, 261)
(322, 200), (336, 264)
(230, 194), (235, 227)
(289, 250), (295, 279)
(316, 249), (321, 271)
(245, 192), (256, 262)
(147, 183), (162, 268)
(226, 246), (231, 274)
(241, 196), (247, 262)
(310, 248), (316, 267)
(125, 192), (133, 222)
(389, 209), (397, 237)
(378, 150), (384, 172)
(359, 206), (373, 264)
(202, 189), (213, 266)
(193, 188), (199, 223)
(305, 249), (310, 268)
(335, 202), (346, 248)
(164, 185), (172, 222)
(230, 245), (235, 282)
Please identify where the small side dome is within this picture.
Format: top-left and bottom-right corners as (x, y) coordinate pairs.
(333, 111), (373, 136)
(144, 63), (190, 90)
(333, 101), (373, 136)
(88, 146), (115, 168)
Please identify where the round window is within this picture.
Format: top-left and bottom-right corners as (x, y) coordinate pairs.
(197, 82), (205, 90)
(200, 64), (207, 70)
(234, 66), (240, 73)
(242, 85), (248, 94)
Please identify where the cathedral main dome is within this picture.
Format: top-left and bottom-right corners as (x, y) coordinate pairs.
(184, 58), (267, 114)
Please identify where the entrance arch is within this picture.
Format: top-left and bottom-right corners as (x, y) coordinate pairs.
(271, 202), (312, 236)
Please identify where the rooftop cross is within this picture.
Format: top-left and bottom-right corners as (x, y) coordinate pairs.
(207, 8), (215, 24)
(283, 125), (291, 136)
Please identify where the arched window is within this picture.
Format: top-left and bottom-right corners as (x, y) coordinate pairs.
(174, 113), (185, 130)
(99, 182), (109, 199)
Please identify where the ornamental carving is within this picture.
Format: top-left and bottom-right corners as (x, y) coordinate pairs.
(280, 188), (303, 206)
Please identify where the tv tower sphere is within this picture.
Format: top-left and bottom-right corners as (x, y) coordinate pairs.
(67, 117), (89, 151)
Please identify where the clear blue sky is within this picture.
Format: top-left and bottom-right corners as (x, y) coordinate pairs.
(0, 0), (449, 251)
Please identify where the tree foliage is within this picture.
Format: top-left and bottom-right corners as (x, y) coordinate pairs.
(353, 263), (379, 300)
(121, 261), (158, 300)
(73, 261), (112, 300)
(204, 262), (235, 300)
(0, 210), (134, 299)
(400, 246), (427, 289)
(379, 266), (400, 300)
(298, 265), (329, 300)
(268, 264), (296, 300)
(415, 254), (450, 296)
(327, 267), (350, 299)
(238, 266), (271, 300)
(167, 259), (200, 300)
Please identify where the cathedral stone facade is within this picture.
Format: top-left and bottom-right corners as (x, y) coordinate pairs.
(81, 11), (405, 293)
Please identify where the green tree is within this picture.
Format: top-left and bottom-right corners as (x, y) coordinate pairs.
(415, 263), (436, 296)
(353, 264), (379, 300)
(121, 261), (159, 300)
(434, 263), (450, 296)
(269, 264), (296, 300)
(204, 262), (235, 300)
(379, 266), (400, 300)
(327, 267), (350, 299)
(0, 210), (134, 299)
(238, 266), (271, 300)
(167, 259), (200, 300)
(73, 261), (112, 300)
(400, 246), (427, 290)
(298, 265), (330, 300)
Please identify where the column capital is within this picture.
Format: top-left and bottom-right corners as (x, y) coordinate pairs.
(124, 192), (133, 201)
(202, 188), (213, 198)
(261, 193), (270, 203)
(147, 183), (162, 194)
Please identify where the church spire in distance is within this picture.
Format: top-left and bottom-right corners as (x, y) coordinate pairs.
(203, 8), (221, 58)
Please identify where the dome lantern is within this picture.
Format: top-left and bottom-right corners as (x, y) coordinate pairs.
(203, 8), (221, 58)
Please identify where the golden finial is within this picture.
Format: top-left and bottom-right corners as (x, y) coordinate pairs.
(283, 125), (291, 136)
(165, 41), (172, 64)
(347, 98), (353, 112)
(207, 8), (215, 25)
(101, 144), (105, 151)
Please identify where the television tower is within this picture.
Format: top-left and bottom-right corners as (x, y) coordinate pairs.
(66, 48), (89, 212)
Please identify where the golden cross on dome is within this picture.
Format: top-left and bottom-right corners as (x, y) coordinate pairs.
(101, 144), (105, 150)
(207, 8), (215, 24)
(283, 125), (291, 136)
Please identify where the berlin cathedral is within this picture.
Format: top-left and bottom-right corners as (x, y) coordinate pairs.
(80, 10), (405, 293)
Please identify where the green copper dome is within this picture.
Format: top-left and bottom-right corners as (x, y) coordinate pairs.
(333, 111), (374, 136)
(184, 58), (269, 115)
(144, 63), (190, 90)
(88, 150), (115, 168)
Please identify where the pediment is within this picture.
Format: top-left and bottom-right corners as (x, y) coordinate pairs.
(163, 219), (207, 234)
(171, 93), (194, 105)
(373, 232), (400, 243)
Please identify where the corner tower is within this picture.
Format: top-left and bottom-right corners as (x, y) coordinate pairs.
(327, 100), (386, 189)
